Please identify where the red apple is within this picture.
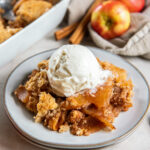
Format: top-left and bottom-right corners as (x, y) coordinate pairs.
(119, 0), (145, 12)
(91, 0), (130, 40)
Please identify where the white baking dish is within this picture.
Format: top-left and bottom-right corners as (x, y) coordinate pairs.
(0, 0), (70, 68)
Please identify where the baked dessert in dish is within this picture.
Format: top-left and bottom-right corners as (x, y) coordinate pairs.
(14, 45), (133, 136)
(11, 0), (52, 27)
(0, 0), (57, 43)
(0, 17), (22, 43)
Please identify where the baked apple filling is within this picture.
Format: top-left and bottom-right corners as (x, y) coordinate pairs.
(14, 45), (133, 136)
(14, 58), (133, 136)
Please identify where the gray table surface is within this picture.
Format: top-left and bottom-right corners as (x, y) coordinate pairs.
(0, 31), (150, 150)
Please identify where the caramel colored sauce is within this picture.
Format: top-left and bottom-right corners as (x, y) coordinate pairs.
(67, 78), (114, 109)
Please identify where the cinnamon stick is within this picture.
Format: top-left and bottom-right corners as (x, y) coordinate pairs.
(74, 28), (86, 44)
(69, 0), (102, 44)
(55, 22), (78, 40)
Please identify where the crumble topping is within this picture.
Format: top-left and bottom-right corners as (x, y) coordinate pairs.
(14, 59), (133, 136)
(35, 92), (58, 122)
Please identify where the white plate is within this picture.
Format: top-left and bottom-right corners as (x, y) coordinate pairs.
(4, 46), (150, 149)
(0, 0), (70, 68)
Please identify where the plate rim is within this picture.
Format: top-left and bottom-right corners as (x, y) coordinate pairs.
(12, 121), (128, 150)
(3, 46), (150, 149)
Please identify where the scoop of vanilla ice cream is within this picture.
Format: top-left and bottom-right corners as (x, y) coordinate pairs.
(47, 45), (111, 97)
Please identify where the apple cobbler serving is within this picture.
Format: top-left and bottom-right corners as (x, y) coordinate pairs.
(0, 0), (59, 43)
(14, 45), (133, 136)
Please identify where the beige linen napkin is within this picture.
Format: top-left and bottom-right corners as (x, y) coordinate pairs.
(68, 0), (150, 59)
